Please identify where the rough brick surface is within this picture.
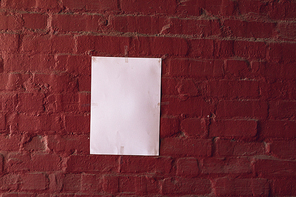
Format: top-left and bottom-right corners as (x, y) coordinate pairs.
(0, 0), (294, 195)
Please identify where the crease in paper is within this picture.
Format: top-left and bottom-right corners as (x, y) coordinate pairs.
(90, 56), (161, 156)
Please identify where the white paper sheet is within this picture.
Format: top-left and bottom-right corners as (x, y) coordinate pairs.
(90, 57), (161, 156)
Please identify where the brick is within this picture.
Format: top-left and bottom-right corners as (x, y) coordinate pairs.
(214, 177), (269, 196)
(2, 193), (35, 197)
(20, 173), (47, 191)
(63, 0), (119, 12)
(223, 19), (275, 38)
(3, 53), (55, 72)
(0, 13), (22, 30)
(200, 157), (252, 174)
(237, 0), (268, 16)
(176, 0), (202, 16)
(277, 22), (296, 40)
(234, 40), (266, 59)
(176, 79), (200, 97)
(55, 94), (79, 112)
(1, 0), (36, 10)
(48, 172), (63, 192)
(5, 73), (25, 91)
(110, 15), (165, 35)
(161, 77), (178, 96)
(269, 100), (296, 120)
(66, 155), (119, 172)
(76, 35), (131, 55)
(273, 178), (296, 196)
(214, 40), (234, 58)
(64, 115), (90, 134)
(81, 174), (101, 193)
(56, 55), (91, 75)
(120, 156), (172, 174)
(162, 178), (211, 195)
(204, 0), (237, 16)
(268, 1), (296, 20)
(168, 59), (224, 79)
(189, 39), (214, 58)
(52, 14), (103, 32)
(79, 92), (90, 112)
(120, 0), (177, 15)
(0, 34), (19, 52)
(63, 174), (81, 192)
(267, 140), (296, 160)
(119, 176), (136, 193)
(210, 119), (258, 138)
(216, 138), (265, 156)
(23, 135), (45, 151)
(17, 93), (44, 113)
(85, 0), (119, 12)
(261, 120), (296, 138)
(0, 112), (5, 130)
(31, 153), (61, 171)
(150, 37), (188, 56)
(216, 100), (268, 119)
(0, 174), (19, 191)
(22, 35), (74, 54)
(21, 35), (51, 53)
(36, 0), (60, 10)
(160, 138), (212, 157)
(224, 59), (251, 78)
(267, 42), (296, 63)
(160, 117), (179, 138)
(253, 158), (296, 177)
(255, 62), (296, 80)
(176, 157), (199, 177)
(135, 175), (160, 195)
(161, 97), (213, 117)
(168, 18), (221, 37)
(23, 13), (47, 29)
(34, 73), (78, 93)
(78, 75), (91, 92)
(7, 152), (30, 172)
(47, 134), (89, 156)
(51, 35), (75, 53)
(62, 0), (85, 10)
(0, 154), (4, 173)
(206, 80), (260, 99)
(18, 114), (61, 132)
(264, 80), (290, 100)
(0, 134), (21, 151)
(102, 175), (118, 194)
(180, 118), (208, 138)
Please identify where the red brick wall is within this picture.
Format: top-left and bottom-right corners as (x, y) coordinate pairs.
(0, 0), (295, 196)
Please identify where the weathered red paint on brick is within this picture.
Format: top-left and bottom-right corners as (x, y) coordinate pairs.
(210, 119), (258, 138)
(200, 157), (252, 174)
(215, 138), (265, 156)
(176, 157), (199, 177)
(0, 0), (294, 195)
(22, 13), (48, 29)
(214, 177), (269, 196)
(180, 118), (208, 138)
(253, 157), (296, 177)
(160, 138), (212, 157)
(20, 173), (48, 191)
(267, 140), (296, 160)
(216, 100), (268, 119)
(162, 177), (211, 195)
(273, 178), (296, 196)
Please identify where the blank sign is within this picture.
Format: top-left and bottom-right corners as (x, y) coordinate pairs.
(90, 57), (161, 156)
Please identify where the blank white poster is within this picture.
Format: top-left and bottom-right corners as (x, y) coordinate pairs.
(90, 57), (161, 156)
